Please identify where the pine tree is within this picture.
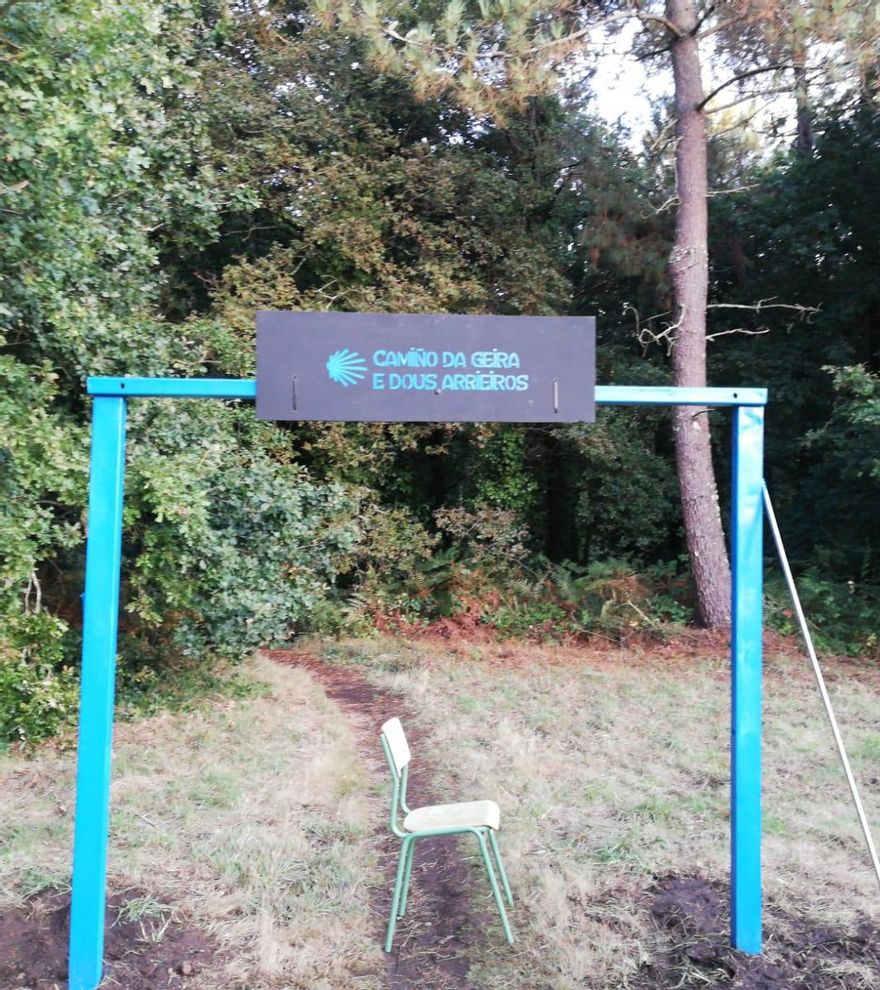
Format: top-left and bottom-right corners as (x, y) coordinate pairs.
(313, 0), (879, 625)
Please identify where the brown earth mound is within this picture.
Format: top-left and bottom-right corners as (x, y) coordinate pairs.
(635, 875), (880, 988)
(0, 889), (219, 990)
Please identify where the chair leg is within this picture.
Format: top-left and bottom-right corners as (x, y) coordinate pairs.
(398, 836), (416, 917)
(488, 829), (514, 908)
(386, 836), (412, 952)
(476, 831), (514, 945)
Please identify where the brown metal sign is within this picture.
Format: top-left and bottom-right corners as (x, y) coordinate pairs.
(256, 311), (595, 423)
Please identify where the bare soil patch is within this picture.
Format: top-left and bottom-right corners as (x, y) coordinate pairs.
(635, 875), (880, 989)
(0, 889), (219, 990)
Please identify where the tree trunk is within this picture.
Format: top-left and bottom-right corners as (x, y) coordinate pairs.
(666, 0), (731, 626)
(787, 0), (815, 156)
(792, 39), (814, 155)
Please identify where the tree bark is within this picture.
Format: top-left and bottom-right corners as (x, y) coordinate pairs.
(792, 38), (814, 155)
(666, 0), (731, 626)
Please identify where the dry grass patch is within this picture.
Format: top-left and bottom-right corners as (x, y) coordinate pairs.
(323, 637), (880, 989)
(5, 638), (878, 989)
(0, 654), (384, 990)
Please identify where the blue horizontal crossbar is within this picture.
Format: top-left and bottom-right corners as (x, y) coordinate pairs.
(87, 377), (257, 399)
(87, 378), (766, 407)
(596, 385), (766, 406)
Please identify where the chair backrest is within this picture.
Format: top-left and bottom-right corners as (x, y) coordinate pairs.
(381, 717), (411, 777)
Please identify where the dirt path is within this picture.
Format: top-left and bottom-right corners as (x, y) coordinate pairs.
(268, 650), (493, 990)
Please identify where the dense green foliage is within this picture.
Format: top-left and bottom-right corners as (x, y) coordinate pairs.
(711, 105), (880, 574)
(1, 1), (878, 741)
(0, 1), (360, 741)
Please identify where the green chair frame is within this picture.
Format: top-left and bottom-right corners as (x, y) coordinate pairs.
(379, 717), (514, 951)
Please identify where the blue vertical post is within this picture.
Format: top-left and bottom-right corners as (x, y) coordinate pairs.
(68, 396), (128, 990)
(730, 404), (765, 953)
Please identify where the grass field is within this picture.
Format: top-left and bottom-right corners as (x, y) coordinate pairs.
(332, 637), (880, 988)
(0, 657), (385, 990)
(1, 637), (879, 988)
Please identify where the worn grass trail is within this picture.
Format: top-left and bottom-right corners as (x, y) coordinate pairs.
(270, 650), (496, 990)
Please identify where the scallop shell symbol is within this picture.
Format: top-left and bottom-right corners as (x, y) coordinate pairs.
(326, 349), (368, 387)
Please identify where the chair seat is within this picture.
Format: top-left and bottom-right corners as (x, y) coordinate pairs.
(403, 799), (501, 833)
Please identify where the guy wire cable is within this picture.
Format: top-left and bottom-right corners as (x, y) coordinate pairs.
(763, 482), (880, 894)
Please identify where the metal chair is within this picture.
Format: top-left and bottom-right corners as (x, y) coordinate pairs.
(379, 716), (514, 951)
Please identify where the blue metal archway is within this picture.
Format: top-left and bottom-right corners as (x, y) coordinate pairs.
(68, 377), (766, 989)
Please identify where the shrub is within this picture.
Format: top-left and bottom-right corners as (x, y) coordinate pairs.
(124, 402), (360, 665)
(765, 569), (880, 658)
(802, 366), (880, 579)
(485, 558), (694, 642)
(0, 612), (78, 746)
(433, 504), (529, 580)
(342, 504), (527, 626)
